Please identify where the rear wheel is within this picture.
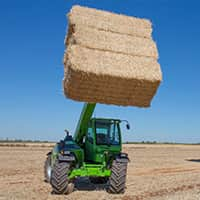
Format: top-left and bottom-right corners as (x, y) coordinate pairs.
(108, 159), (128, 194)
(44, 154), (52, 183)
(50, 162), (74, 194)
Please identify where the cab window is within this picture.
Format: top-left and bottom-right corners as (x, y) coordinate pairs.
(95, 121), (120, 145)
(87, 127), (93, 138)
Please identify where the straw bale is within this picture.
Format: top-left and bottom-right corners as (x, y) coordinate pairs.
(63, 5), (162, 107)
(69, 5), (152, 38)
(63, 45), (162, 107)
(66, 25), (158, 58)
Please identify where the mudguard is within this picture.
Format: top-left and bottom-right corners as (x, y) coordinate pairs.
(58, 152), (76, 162)
(115, 153), (129, 163)
(46, 151), (52, 156)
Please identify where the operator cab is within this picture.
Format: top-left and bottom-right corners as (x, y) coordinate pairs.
(85, 118), (130, 163)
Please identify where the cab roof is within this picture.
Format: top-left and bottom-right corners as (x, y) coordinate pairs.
(91, 118), (121, 123)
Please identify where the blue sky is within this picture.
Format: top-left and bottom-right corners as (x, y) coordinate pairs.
(0, 0), (200, 143)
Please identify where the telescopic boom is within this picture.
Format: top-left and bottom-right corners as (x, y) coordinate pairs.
(73, 103), (96, 145)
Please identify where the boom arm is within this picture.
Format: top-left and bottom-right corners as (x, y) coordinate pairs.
(73, 103), (96, 145)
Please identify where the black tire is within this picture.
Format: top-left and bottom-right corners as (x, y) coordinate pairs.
(44, 154), (52, 183)
(50, 162), (74, 194)
(108, 159), (128, 194)
(89, 177), (108, 184)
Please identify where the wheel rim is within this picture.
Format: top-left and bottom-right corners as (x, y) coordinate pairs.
(47, 165), (51, 179)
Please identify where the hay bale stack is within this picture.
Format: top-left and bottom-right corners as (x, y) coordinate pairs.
(66, 25), (158, 58)
(69, 5), (152, 38)
(63, 5), (162, 107)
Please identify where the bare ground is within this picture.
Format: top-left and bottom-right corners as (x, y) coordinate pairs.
(0, 144), (200, 200)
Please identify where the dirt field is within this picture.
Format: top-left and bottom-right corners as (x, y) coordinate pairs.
(0, 144), (200, 200)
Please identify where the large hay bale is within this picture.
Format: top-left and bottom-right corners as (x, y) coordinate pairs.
(69, 5), (152, 38)
(66, 25), (158, 58)
(63, 5), (162, 107)
(64, 46), (161, 107)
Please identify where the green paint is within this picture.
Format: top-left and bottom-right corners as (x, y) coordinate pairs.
(74, 103), (96, 145)
(68, 163), (111, 179)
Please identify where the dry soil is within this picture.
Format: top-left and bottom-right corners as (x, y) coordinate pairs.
(0, 144), (200, 200)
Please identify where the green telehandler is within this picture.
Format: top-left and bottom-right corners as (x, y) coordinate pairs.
(44, 103), (130, 194)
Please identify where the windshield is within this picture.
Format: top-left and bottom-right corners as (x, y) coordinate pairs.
(95, 121), (120, 145)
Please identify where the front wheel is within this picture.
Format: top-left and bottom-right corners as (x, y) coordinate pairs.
(108, 159), (128, 194)
(44, 154), (52, 183)
(50, 162), (74, 194)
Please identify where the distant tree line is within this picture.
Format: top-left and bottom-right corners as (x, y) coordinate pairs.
(0, 138), (52, 143)
(124, 141), (200, 145)
(0, 139), (199, 145)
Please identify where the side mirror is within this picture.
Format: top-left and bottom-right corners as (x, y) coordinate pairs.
(64, 129), (69, 136)
(121, 120), (130, 130)
(126, 124), (130, 130)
